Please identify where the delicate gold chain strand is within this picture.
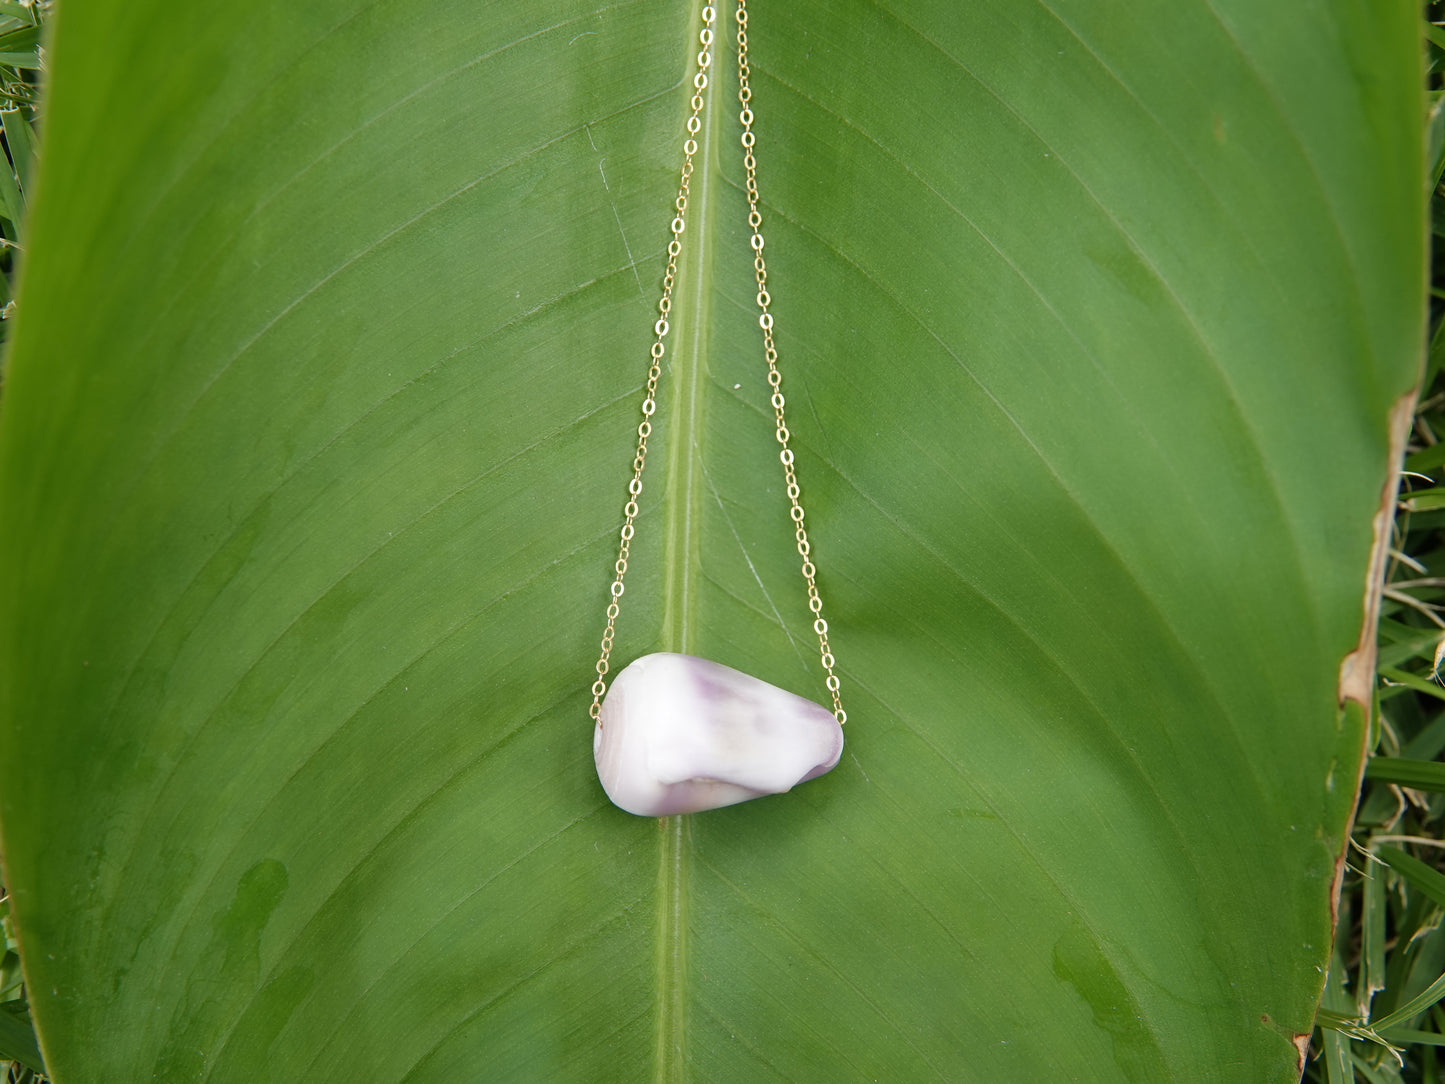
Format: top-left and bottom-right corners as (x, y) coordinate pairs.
(590, 7), (716, 722)
(590, 1), (845, 728)
(589, 8), (713, 725)
(735, 0), (845, 725)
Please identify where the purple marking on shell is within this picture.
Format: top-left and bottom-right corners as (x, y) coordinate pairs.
(594, 653), (844, 816)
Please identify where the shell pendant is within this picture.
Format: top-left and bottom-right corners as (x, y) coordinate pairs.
(594, 653), (844, 816)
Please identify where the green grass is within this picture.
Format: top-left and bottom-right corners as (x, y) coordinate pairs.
(0, 894), (44, 1082)
(0, 0), (41, 362)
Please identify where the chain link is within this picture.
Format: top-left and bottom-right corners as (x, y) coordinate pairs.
(734, 0), (845, 725)
(590, 0), (846, 727)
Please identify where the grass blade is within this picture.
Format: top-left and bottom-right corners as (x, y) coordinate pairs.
(1, 104), (35, 194)
(1379, 667), (1445, 703)
(0, 1001), (44, 1073)
(1371, 970), (1445, 1031)
(1364, 857), (1389, 1010)
(1376, 847), (1445, 910)
(1366, 758), (1445, 793)
(1379, 1027), (1445, 1046)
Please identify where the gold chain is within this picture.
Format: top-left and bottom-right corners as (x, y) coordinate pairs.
(589, 0), (846, 727)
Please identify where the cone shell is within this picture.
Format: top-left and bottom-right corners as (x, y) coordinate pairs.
(594, 653), (844, 816)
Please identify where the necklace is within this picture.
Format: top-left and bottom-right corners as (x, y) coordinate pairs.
(589, 1), (846, 817)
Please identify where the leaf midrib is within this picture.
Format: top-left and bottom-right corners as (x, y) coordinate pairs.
(655, 3), (720, 1080)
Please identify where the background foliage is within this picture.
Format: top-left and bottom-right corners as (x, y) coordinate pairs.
(0, 1), (1426, 1080)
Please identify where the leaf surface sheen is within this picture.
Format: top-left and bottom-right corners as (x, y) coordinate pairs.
(0, 0), (1423, 1081)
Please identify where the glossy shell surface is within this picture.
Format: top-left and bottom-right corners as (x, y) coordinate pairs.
(594, 653), (844, 816)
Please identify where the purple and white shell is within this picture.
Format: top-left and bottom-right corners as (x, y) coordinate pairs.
(593, 652), (844, 816)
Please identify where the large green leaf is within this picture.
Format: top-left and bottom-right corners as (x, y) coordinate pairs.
(0, 0), (1423, 1080)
